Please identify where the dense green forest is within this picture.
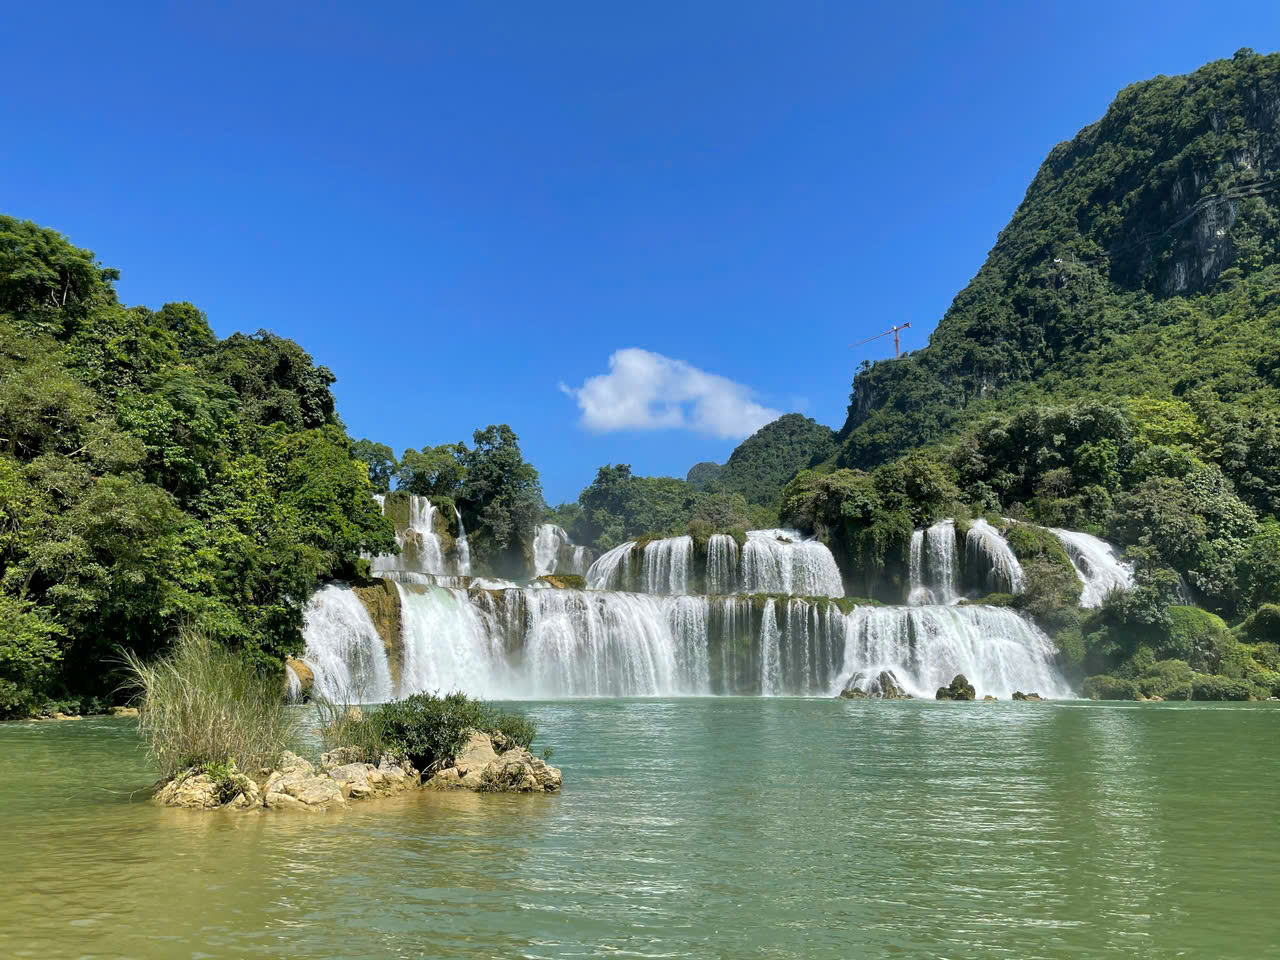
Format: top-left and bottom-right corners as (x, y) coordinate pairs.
(781, 48), (1280, 698)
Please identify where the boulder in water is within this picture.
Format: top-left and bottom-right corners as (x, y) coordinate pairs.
(426, 730), (562, 793)
(839, 670), (912, 700)
(935, 674), (977, 701)
(1011, 691), (1042, 702)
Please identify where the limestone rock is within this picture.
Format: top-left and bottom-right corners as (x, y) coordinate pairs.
(479, 749), (562, 793)
(320, 746), (366, 769)
(426, 767), (462, 790)
(840, 670), (911, 700)
(108, 705), (139, 717)
(155, 773), (221, 809)
(983, 695), (998, 701)
(265, 791), (312, 812)
(936, 674), (977, 701)
(1011, 691), (1043, 702)
(453, 731), (499, 774)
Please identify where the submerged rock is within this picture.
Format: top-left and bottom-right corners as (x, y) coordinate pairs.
(935, 674), (977, 701)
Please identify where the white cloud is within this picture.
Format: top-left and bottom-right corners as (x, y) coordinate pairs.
(559, 348), (782, 439)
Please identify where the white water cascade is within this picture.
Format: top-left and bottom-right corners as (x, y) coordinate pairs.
(302, 583), (395, 702)
(396, 583), (509, 697)
(532, 524), (591, 577)
(1049, 528), (1134, 607)
(838, 605), (1071, 699)
(533, 524), (567, 576)
(965, 519), (1025, 595)
(706, 534), (740, 594)
(585, 537), (694, 594)
(738, 529), (844, 598)
(909, 519), (961, 605)
(453, 508), (472, 577)
(369, 494), (469, 577)
(284, 662), (303, 702)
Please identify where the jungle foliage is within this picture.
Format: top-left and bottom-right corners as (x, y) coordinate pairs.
(0, 214), (396, 718)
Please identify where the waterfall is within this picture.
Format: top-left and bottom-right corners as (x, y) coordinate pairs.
(739, 529), (844, 597)
(642, 536), (694, 595)
(453, 508), (472, 577)
(1049, 528), (1134, 607)
(837, 605), (1070, 699)
(964, 519), (1025, 595)
(706, 534), (740, 594)
(909, 520), (960, 605)
(567, 545), (589, 575)
(586, 541), (635, 590)
(284, 663), (302, 702)
(302, 583), (1073, 699)
(760, 599), (782, 695)
(301, 583), (394, 702)
(519, 590), (705, 696)
(369, 494), (465, 576)
(396, 583), (509, 698)
(533, 524), (568, 576)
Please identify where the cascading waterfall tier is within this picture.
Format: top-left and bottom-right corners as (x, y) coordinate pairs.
(1049, 528), (1134, 607)
(369, 493), (470, 577)
(739, 529), (844, 598)
(964, 519), (1025, 595)
(908, 519), (960, 605)
(532, 523), (591, 576)
(588, 529), (842, 598)
(302, 583), (395, 703)
(586, 536), (695, 595)
(837, 605), (1072, 700)
(301, 582), (1068, 699)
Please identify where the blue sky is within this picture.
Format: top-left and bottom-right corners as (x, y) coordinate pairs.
(4, 2), (1277, 503)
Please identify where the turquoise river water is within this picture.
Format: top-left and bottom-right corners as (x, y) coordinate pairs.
(1, 698), (1278, 959)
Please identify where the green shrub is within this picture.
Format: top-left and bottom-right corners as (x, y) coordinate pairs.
(1137, 659), (1194, 700)
(1164, 606), (1231, 671)
(1190, 674), (1260, 701)
(972, 592), (1016, 607)
(374, 691), (538, 771)
(1007, 525), (1083, 633)
(1082, 674), (1140, 700)
(1238, 604), (1280, 643)
(123, 630), (299, 779)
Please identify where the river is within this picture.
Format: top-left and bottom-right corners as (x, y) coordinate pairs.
(2, 698), (1277, 959)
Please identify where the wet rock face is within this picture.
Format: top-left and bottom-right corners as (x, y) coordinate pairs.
(935, 674), (977, 701)
(426, 730), (563, 794)
(839, 670), (912, 700)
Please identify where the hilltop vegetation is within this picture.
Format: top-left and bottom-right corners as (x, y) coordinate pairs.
(0, 215), (396, 718)
(785, 49), (1280, 698)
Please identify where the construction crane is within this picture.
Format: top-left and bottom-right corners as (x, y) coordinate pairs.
(851, 322), (911, 358)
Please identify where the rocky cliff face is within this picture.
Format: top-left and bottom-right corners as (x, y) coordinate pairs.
(837, 49), (1280, 465)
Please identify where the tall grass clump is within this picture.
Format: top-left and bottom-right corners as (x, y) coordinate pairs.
(313, 690), (389, 763)
(122, 630), (299, 779)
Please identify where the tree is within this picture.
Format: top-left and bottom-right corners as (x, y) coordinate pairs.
(352, 439), (398, 493)
(456, 426), (544, 574)
(396, 443), (466, 497)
